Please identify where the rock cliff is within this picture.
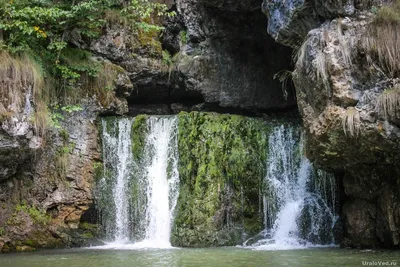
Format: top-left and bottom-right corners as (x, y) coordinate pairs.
(264, 0), (400, 248)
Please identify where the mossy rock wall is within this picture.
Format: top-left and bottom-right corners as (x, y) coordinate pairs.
(171, 112), (270, 247)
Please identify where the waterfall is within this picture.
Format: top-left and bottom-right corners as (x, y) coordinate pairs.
(249, 124), (338, 250)
(97, 116), (179, 248)
(140, 117), (180, 247)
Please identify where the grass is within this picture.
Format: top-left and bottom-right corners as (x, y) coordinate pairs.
(363, 0), (400, 77)
(376, 84), (400, 120)
(0, 51), (50, 136)
(104, 9), (128, 28)
(273, 70), (293, 100)
(342, 107), (361, 138)
(337, 18), (352, 69)
(61, 60), (127, 107)
(56, 142), (75, 178)
(89, 61), (126, 106)
(314, 50), (330, 96)
(294, 35), (330, 94)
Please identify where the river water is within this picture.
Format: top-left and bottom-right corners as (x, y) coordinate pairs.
(0, 247), (399, 267)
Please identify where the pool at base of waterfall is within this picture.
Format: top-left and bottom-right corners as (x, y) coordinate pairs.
(1, 247), (399, 267)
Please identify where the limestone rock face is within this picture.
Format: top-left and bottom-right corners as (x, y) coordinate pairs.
(0, 101), (102, 252)
(263, 1), (400, 248)
(262, 0), (387, 47)
(0, 59), (123, 251)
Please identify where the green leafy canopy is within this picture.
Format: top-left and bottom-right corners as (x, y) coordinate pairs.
(0, 0), (173, 90)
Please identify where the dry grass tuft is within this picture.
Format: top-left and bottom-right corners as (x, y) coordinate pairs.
(376, 84), (400, 120)
(337, 18), (352, 69)
(104, 9), (128, 28)
(342, 107), (361, 138)
(362, 0), (400, 77)
(0, 51), (50, 135)
(294, 37), (308, 68)
(274, 70), (293, 100)
(295, 33), (331, 96)
(314, 50), (330, 96)
(70, 61), (127, 107)
(0, 52), (43, 111)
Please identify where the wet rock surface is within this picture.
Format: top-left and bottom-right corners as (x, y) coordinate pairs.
(263, 1), (400, 248)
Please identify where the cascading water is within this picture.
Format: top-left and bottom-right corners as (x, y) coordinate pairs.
(248, 124), (339, 250)
(96, 116), (179, 248)
(139, 117), (180, 247)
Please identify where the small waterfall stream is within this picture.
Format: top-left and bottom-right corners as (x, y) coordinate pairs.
(97, 116), (179, 248)
(249, 125), (338, 250)
(140, 117), (180, 247)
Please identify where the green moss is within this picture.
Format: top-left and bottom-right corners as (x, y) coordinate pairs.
(101, 116), (118, 136)
(374, 0), (400, 25)
(15, 204), (50, 226)
(23, 240), (35, 247)
(79, 222), (98, 231)
(135, 28), (163, 57)
(93, 162), (104, 182)
(0, 227), (4, 236)
(131, 115), (148, 161)
(81, 232), (95, 239)
(16, 245), (36, 252)
(172, 112), (270, 247)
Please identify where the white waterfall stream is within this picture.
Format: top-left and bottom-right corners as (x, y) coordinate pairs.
(97, 116), (179, 248)
(250, 125), (338, 250)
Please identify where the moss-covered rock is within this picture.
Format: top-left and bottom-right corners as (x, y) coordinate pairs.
(131, 114), (148, 161)
(171, 112), (270, 247)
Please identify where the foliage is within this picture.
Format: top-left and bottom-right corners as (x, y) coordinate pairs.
(49, 110), (64, 129)
(0, 227), (4, 236)
(162, 50), (172, 66)
(179, 30), (188, 45)
(61, 104), (83, 113)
